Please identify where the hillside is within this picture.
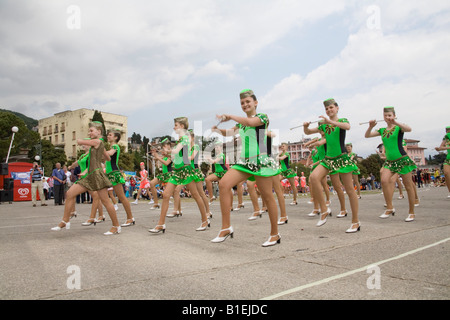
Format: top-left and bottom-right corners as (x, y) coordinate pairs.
(0, 108), (38, 130)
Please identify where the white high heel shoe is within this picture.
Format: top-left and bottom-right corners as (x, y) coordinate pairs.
(316, 208), (331, 227)
(308, 210), (320, 217)
(51, 220), (70, 231)
(379, 208), (395, 219)
(211, 226), (234, 243)
(196, 219), (211, 231)
(405, 214), (415, 222)
(121, 218), (136, 227)
(262, 234), (281, 247)
(81, 219), (96, 226)
(345, 221), (361, 233)
(248, 211), (263, 221)
(336, 210), (348, 218)
(149, 224), (166, 234)
(277, 216), (288, 225)
(104, 226), (121, 235)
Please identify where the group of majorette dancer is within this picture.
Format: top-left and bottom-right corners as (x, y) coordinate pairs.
(51, 89), (450, 247)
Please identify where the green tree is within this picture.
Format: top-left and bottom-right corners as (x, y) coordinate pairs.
(359, 154), (383, 181)
(0, 111), (40, 162)
(39, 139), (67, 175)
(92, 110), (107, 140)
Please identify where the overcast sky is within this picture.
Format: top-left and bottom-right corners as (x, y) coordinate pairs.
(1, 0), (449, 157)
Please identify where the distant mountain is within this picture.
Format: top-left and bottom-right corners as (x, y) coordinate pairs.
(0, 108), (38, 130)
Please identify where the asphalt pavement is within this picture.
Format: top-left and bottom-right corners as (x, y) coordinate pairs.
(0, 186), (449, 302)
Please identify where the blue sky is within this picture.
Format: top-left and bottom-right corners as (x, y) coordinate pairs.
(1, 0), (449, 158)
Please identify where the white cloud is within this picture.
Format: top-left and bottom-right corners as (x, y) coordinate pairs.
(2, 0), (448, 158)
(261, 2), (450, 156)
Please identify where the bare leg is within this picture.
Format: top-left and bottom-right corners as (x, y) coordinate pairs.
(444, 165), (450, 193)
(97, 188), (120, 233)
(205, 174), (219, 201)
(272, 175), (287, 221)
(247, 180), (261, 217)
(196, 181), (210, 216)
(174, 185), (183, 213)
(381, 169), (396, 212)
(255, 175), (279, 239)
(159, 183), (176, 225)
(113, 184), (134, 222)
(340, 173), (359, 224)
(57, 184), (88, 227)
(331, 174), (346, 212)
(322, 176), (331, 203)
(401, 172), (416, 216)
(150, 178), (160, 205)
(185, 181), (207, 225)
(288, 177), (298, 203)
(216, 169), (250, 237)
(310, 165), (329, 215)
(352, 175), (361, 197)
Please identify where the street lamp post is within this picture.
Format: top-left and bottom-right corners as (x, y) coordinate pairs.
(5, 126), (19, 164)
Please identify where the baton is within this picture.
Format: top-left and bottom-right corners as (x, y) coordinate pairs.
(359, 119), (386, 125)
(290, 120), (320, 130)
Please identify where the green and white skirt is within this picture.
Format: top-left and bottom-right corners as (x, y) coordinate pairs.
(157, 171), (173, 183)
(193, 167), (205, 182)
(107, 170), (126, 186)
(232, 154), (281, 181)
(280, 168), (296, 179)
(168, 165), (197, 185)
(213, 170), (227, 179)
(320, 153), (359, 175)
(383, 155), (417, 175)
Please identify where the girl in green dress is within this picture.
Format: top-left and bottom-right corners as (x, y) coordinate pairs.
(149, 117), (209, 233)
(305, 137), (331, 216)
(434, 126), (450, 198)
(305, 98), (360, 233)
(51, 122), (121, 235)
(210, 89), (282, 247)
(106, 130), (135, 227)
(188, 130), (212, 220)
(276, 143), (298, 205)
(205, 142), (228, 204)
(365, 106), (417, 221)
(149, 139), (182, 216)
(346, 143), (362, 199)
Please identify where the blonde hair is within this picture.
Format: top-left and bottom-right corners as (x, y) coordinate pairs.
(89, 121), (103, 134)
(174, 117), (189, 129)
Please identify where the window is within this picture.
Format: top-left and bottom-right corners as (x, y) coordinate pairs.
(55, 135), (58, 144)
(72, 145), (76, 157)
(43, 127), (47, 136)
(61, 134), (65, 143)
(55, 124), (58, 133)
(61, 122), (65, 132)
(72, 131), (76, 140)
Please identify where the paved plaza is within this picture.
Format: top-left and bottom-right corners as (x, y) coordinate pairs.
(0, 187), (449, 301)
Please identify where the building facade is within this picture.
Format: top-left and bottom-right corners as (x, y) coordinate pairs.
(38, 109), (128, 160)
(285, 138), (313, 163)
(404, 139), (426, 166)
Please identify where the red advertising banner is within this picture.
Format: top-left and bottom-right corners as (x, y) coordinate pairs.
(1, 162), (40, 202)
